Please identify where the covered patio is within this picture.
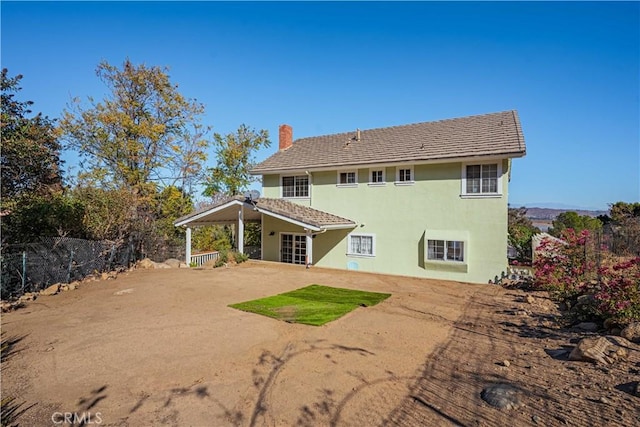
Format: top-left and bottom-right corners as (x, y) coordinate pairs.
(174, 196), (356, 267)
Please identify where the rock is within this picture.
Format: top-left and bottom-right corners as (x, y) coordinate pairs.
(599, 396), (610, 404)
(526, 295), (536, 304)
(576, 294), (595, 306)
(620, 322), (640, 343)
(154, 262), (171, 269)
(67, 282), (79, 291)
(137, 258), (155, 269)
(179, 262), (189, 268)
(480, 383), (523, 410)
(40, 283), (61, 296)
(60, 284), (69, 291)
(568, 336), (629, 364)
(575, 322), (599, 332)
(114, 288), (134, 296)
(101, 272), (109, 280)
(19, 292), (37, 302)
(164, 258), (182, 268)
(500, 360), (511, 367)
(1, 301), (18, 312)
(532, 415), (541, 424)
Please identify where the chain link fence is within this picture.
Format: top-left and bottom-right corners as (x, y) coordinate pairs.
(1, 236), (184, 300)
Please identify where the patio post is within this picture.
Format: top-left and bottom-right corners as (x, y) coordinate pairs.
(305, 230), (313, 268)
(237, 206), (244, 254)
(185, 227), (192, 266)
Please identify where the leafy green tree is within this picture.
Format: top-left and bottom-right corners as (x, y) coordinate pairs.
(608, 202), (640, 223)
(508, 207), (540, 262)
(1, 69), (68, 244)
(154, 186), (193, 246)
(1, 69), (63, 201)
(204, 124), (270, 197)
(59, 59), (210, 194)
(549, 211), (602, 237)
(71, 186), (137, 241)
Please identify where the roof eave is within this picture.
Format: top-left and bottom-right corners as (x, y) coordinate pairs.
(250, 151), (526, 175)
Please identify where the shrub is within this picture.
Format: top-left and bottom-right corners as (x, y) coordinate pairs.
(534, 228), (640, 325)
(594, 257), (640, 325)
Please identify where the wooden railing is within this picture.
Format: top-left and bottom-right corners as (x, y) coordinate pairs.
(190, 251), (220, 267)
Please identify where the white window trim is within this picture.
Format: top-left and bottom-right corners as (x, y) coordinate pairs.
(395, 165), (415, 185)
(336, 169), (358, 188)
(280, 174), (310, 199)
(426, 239), (467, 263)
(460, 161), (502, 198)
(347, 233), (376, 257)
(368, 168), (386, 186)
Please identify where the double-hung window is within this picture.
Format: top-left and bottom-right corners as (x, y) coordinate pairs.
(463, 163), (500, 195)
(337, 170), (357, 186)
(348, 234), (375, 257)
(427, 239), (464, 262)
(282, 175), (309, 198)
(395, 166), (414, 184)
(370, 169), (384, 184)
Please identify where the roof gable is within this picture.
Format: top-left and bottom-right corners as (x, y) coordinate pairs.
(251, 111), (526, 174)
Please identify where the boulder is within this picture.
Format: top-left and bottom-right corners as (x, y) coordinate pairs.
(569, 337), (611, 364)
(154, 262), (171, 269)
(40, 283), (60, 296)
(621, 322), (640, 343)
(569, 336), (629, 364)
(164, 258), (182, 268)
(18, 292), (38, 302)
(179, 262), (189, 268)
(137, 258), (155, 269)
(575, 322), (599, 332)
(67, 282), (79, 291)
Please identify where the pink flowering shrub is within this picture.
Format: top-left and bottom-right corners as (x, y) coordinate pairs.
(594, 257), (640, 324)
(533, 229), (594, 301)
(534, 228), (640, 324)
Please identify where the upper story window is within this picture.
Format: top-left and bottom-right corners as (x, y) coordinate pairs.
(461, 162), (502, 196)
(369, 169), (385, 185)
(395, 166), (414, 185)
(282, 175), (309, 198)
(337, 170), (357, 186)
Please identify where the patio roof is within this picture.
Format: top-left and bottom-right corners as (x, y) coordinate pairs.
(174, 196), (356, 232)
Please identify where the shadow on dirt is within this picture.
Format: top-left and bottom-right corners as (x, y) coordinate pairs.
(248, 340), (380, 427)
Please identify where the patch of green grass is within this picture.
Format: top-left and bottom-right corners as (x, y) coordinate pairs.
(229, 284), (391, 326)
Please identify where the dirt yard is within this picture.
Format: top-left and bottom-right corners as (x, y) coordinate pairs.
(2, 262), (638, 426)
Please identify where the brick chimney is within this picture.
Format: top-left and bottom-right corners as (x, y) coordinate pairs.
(279, 124), (293, 151)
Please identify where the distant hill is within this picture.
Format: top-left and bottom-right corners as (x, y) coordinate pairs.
(524, 207), (607, 221)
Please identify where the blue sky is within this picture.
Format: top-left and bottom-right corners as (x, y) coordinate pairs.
(2, 1), (638, 210)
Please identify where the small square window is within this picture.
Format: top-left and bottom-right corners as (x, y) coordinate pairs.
(338, 170), (357, 185)
(371, 170), (383, 183)
(395, 166), (414, 184)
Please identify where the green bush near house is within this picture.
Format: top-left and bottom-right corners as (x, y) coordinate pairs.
(229, 284), (391, 326)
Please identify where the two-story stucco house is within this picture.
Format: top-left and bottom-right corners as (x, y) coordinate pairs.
(175, 111), (526, 284)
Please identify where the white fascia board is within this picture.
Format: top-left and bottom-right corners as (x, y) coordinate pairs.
(322, 223), (358, 230)
(250, 154), (517, 176)
(174, 200), (244, 227)
(255, 207), (322, 232)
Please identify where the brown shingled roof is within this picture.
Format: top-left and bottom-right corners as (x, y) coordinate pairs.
(251, 111), (526, 173)
(174, 196), (355, 230)
(255, 198), (355, 229)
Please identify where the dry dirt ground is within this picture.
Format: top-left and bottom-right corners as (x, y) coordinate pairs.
(1, 261), (639, 427)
